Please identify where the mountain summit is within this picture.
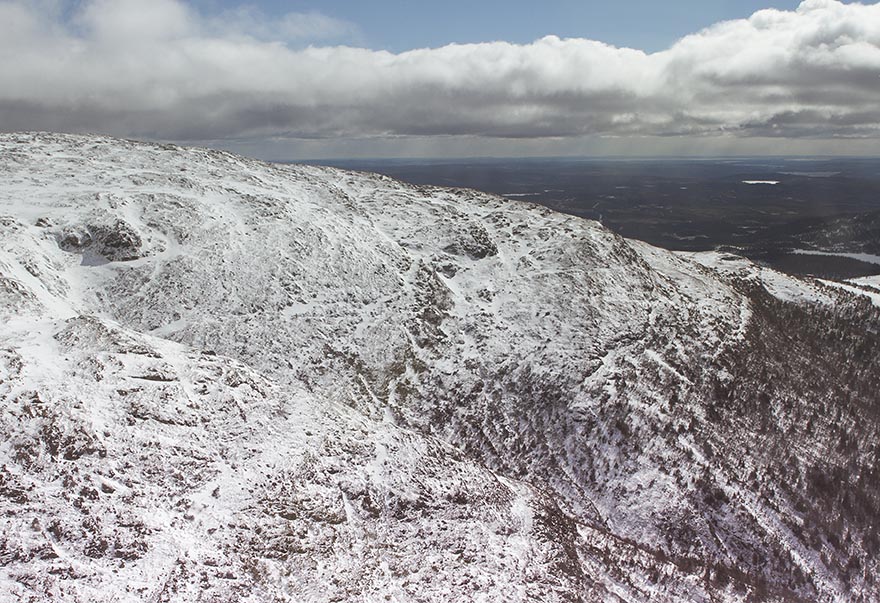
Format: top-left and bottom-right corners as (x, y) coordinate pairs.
(1, 133), (878, 602)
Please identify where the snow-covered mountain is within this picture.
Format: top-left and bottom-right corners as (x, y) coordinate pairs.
(1, 133), (878, 602)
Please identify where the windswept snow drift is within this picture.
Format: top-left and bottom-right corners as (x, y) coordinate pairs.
(1, 134), (879, 602)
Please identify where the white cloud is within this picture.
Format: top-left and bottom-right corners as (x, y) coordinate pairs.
(75, 0), (194, 42)
(0, 0), (878, 148)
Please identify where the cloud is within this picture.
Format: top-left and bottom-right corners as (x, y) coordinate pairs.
(0, 0), (878, 147)
(75, 0), (194, 42)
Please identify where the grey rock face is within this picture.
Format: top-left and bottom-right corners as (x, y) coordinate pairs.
(58, 220), (144, 262)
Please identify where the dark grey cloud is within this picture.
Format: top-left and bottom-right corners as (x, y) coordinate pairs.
(1, 0), (879, 149)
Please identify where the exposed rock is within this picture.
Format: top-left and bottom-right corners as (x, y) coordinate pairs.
(444, 223), (498, 259)
(91, 220), (144, 262)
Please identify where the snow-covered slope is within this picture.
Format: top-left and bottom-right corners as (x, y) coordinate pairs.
(1, 133), (878, 602)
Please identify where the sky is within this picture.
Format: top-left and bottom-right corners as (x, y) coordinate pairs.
(1, 0), (879, 158)
(186, 0), (815, 53)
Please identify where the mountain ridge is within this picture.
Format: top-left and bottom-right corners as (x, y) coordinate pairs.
(1, 132), (878, 602)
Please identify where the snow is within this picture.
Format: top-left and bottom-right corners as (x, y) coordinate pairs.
(850, 274), (880, 288)
(684, 250), (837, 306)
(0, 133), (874, 602)
(819, 279), (880, 308)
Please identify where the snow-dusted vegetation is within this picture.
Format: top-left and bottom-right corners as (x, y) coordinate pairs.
(1, 134), (878, 602)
